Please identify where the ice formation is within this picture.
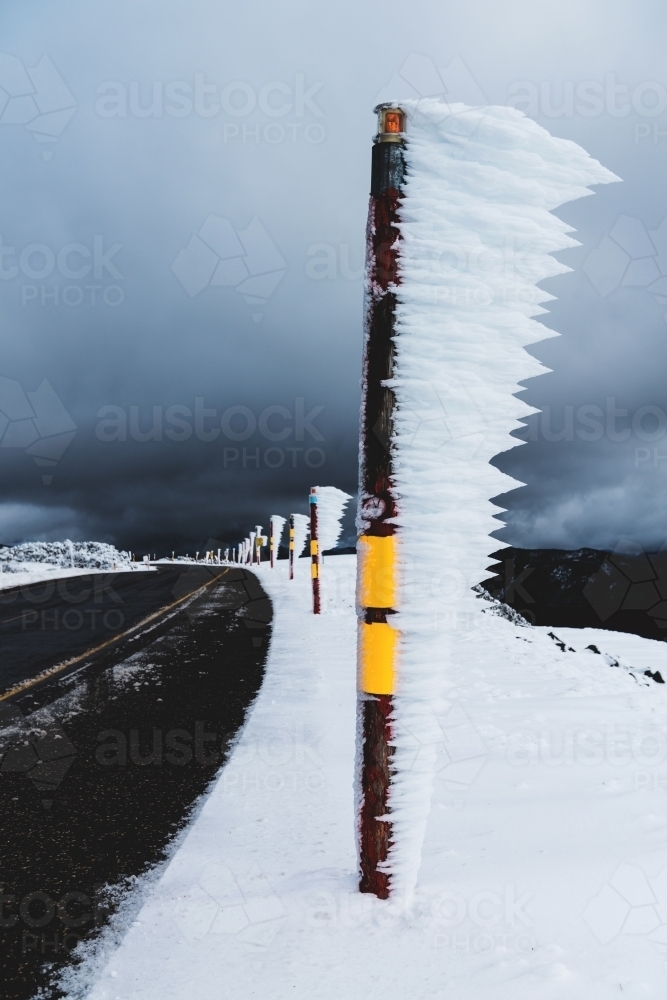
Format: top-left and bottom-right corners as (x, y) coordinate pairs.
(312, 486), (352, 553)
(386, 100), (619, 898)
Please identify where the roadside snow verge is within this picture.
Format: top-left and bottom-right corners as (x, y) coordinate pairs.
(58, 556), (667, 1000)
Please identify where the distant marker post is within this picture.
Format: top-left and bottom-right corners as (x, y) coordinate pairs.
(309, 487), (321, 614)
(288, 515), (295, 580)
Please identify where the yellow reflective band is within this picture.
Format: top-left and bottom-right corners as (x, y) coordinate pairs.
(358, 620), (397, 695)
(311, 564), (319, 578)
(358, 534), (397, 609)
(310, 540), (319, 555)
(289, 542), (294, 550)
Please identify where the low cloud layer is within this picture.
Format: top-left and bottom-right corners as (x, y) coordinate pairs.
(1, 0), (666, 554)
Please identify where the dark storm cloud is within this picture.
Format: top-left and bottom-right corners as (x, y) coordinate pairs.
(1, 0), (666, 552)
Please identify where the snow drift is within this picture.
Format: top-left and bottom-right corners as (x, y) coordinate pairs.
(386, 100), (619, 898)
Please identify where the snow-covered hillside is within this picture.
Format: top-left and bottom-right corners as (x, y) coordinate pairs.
(0, 540), (132, 572)
(61, 554), (667, 1000)
(0, 541), (137, 592)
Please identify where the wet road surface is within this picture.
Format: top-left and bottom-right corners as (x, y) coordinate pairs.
(0, 566), (234, 699)
(0, 566), (272, 1000)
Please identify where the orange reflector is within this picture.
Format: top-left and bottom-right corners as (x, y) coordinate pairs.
(358, 620), (397, 695)
(384, 111), (403, 134)
(358, 534), (397, 609)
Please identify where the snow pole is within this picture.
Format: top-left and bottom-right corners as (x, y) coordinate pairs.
(255, 525), (263, 565)
(356, 104), (405, 899)
(309, 487), (320, 614)
(269, 515), (286, 569)
(288, 514), (295, 580)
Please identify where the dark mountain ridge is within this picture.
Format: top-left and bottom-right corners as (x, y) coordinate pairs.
(482, 547), (667, 643)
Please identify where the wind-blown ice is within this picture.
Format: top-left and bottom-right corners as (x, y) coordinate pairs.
(291, 513), (310, 559)
(386, 100), (619, 899)
(269, 515), (286, 558)
(312, 486), (352, 553)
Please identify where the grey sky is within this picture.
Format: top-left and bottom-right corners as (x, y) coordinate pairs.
(0, 0), (666, 553)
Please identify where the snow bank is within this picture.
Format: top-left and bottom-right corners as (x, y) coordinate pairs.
(313, 486), (352, 553)
(63, 557), (667, 1000)
(386, 101), (619, 897)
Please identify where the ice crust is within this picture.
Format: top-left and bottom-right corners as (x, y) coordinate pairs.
(386, 100), (619, 898)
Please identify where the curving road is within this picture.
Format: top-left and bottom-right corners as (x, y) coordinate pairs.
(0, 565), (272, 1000)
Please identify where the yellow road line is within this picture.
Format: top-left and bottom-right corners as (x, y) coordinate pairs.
(1, 612), (33, 627)
(0, 569), (230, 703)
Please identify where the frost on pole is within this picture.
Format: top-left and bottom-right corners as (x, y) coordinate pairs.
(357, 98), (618, 900)
(291, 514), (309, 558)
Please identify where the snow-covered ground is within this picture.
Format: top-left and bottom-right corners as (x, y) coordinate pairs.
(59, 553), (667, 999)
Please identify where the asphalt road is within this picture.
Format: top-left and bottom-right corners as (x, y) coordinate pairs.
(0, 565), (272, 1000)
(0, 566), (234, 699)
